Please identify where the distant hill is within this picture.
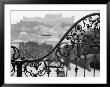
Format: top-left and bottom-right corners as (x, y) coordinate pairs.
(11, 14), (74, 44)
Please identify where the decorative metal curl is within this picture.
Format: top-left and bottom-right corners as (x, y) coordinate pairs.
(23, 60), (47, 77)
(11, 46), (20, 60)
(11, 13), (100, 77)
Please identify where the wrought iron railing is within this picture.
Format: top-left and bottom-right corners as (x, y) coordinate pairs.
(11, 13), (100, 77)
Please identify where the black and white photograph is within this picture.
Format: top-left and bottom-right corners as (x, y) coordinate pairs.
(10, 10), (100, 77)
(4, 4), (107, 84)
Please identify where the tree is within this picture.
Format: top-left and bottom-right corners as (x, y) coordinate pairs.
(18, 41), (53, 60)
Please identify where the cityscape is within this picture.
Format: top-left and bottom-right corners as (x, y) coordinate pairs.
(11, 11), (100, 77)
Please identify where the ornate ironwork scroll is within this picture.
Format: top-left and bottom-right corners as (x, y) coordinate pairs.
(11, 13), (100, 77)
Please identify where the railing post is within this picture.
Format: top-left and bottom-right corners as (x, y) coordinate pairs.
(84, 54), (87, 77)
(56, 68), (59, 77)
(47, 67), (51, 77)
(93, 54), (96, 77)
(16, 60), (23, 77)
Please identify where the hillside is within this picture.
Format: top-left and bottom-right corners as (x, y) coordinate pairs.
(11, 14), (74, 46)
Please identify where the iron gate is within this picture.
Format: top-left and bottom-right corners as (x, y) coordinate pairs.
(11, 13), (100, 77)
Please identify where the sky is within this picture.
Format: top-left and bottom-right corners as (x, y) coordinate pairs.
(11, 10), (99, 24)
